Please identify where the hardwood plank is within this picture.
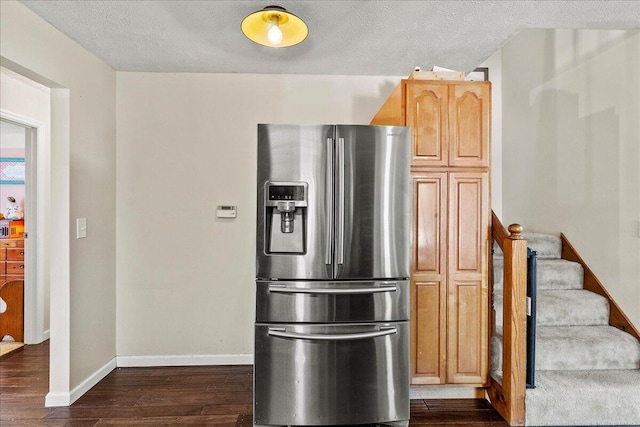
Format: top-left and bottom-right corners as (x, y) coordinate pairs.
(0, 341), (508, 426)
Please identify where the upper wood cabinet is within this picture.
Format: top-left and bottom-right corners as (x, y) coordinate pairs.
(373, 80), (491, 168)
(406, 84), (449, 166)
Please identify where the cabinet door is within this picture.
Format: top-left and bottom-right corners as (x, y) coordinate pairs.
(449, 83), (490, 168)
(447, 172), (489, 384)
(406, 82), (448, 166)
(411, 173), (447, 384)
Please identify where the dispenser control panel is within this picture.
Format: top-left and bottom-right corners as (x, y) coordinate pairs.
(266, 182), (308, 207)
(268, 185), (305, 201)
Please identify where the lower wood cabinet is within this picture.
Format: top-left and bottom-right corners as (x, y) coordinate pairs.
(411, 171), (489, 385)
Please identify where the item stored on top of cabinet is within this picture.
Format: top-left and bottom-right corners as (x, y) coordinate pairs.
(371, 78), (491, 387)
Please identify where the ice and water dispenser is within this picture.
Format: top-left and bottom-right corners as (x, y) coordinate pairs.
(264, 182), (307, 254)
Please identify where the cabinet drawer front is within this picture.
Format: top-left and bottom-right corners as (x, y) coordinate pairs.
(0, 249), (5, 261)
(0, 239), (24, 248)
(5, 261), (24, 275)
(6, 248), (24, 260)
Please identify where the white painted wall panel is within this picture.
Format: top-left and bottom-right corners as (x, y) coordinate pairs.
(501, 29), (640, 327)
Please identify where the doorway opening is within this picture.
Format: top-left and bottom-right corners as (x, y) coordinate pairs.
(0, 66), (51, 354)
(0, 118), (39, 355)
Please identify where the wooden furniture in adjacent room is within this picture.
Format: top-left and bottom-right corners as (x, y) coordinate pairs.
(1, 219), (25, 284)
(0, 279), (24, 342)
(371, 78), (491, 386)
(0, 219), (25, 342)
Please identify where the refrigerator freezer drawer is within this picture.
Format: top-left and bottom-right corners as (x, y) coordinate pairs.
(254, 321), (409, 426)
(256, 280), (409, 323)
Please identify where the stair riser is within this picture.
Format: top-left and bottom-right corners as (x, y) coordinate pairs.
(493, 259), (584, 291)
(493, 290), (610, 328)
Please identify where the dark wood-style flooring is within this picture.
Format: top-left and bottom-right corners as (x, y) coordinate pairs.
(0, 341), (509, 426)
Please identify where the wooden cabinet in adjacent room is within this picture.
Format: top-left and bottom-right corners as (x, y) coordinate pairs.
(0, 220), (25, 284)
(373, 78), (491, 387)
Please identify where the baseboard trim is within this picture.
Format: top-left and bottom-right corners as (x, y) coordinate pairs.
(45, 391), (70, 407)
(45, 357), (117, 407)
(117, 354), (254, 367)
(410, 386), (486, 399)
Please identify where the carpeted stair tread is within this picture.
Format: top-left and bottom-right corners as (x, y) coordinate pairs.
(493, 289), (610, 328)
(493, 232), (561, 260)
(491, 325), (640, 373)
(535, 325), (640, 371)
(493, 258), (583, 291)
(525, 369), (640, 426)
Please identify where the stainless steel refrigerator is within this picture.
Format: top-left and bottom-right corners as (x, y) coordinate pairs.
(254, 124), (411, 427)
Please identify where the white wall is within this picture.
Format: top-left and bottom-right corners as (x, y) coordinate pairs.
(0, 68), (51, 342)
(501, 29), (640, 326)
(1, 0), (116, 402)
(116, 72), (402, 356)
(479, 51), (503, 218)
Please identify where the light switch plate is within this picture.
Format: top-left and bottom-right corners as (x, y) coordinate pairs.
(77, 218), (87, 239)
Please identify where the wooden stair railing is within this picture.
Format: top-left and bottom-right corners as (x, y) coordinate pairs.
(487, 212), (527, 426)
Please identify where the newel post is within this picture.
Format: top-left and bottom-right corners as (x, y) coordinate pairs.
(502, 224), (528, 425)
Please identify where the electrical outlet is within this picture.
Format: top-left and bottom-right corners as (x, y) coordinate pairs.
(77, 218), (87, 239)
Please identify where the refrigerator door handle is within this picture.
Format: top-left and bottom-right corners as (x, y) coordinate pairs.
(336, 137), (345, 265)
(268, 283), (397, 294)
(268, 326), (397, 341)
(325, 138), (334, 265)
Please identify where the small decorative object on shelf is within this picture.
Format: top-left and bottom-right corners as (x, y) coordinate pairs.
(4, 197), (23, 220)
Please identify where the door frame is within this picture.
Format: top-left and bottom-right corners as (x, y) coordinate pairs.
(1, 109), (45, 344)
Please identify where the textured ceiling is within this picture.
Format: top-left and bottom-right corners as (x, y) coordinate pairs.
(19, 1), (640, 76)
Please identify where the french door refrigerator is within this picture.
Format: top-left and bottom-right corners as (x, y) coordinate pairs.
(254, 124), (411, 427)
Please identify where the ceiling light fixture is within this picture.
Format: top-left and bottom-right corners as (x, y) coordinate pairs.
(241, 5), (308, 48)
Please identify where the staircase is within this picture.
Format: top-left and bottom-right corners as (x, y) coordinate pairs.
(492, 232), (640, 426)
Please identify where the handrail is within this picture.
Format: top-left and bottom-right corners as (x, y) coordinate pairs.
(487, 212), (527, 426)
(491, 211), (509, 252)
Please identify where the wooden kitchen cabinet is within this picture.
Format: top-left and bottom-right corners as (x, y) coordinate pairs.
(373, 78), (491, 386)
(447, 171), (489, 384)
(412, 173), (447, 384)
(405, 81), (490, 168)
